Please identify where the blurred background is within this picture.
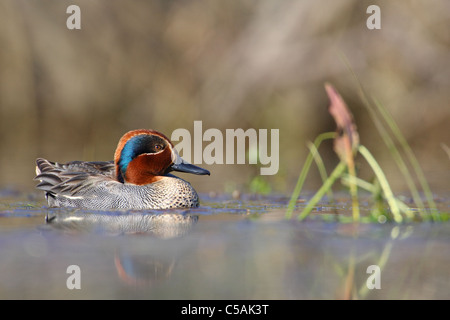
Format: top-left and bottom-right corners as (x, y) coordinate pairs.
(0, 0), (448, 195)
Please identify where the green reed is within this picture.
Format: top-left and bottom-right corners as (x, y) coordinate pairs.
(286, 81), (441, 223)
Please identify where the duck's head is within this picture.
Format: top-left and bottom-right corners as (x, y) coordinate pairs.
(114, 129), (210, 185)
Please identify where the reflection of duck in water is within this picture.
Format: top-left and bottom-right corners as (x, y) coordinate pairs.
(35, 129), (210, 210)
(114, 251), (176, 287)
(46, 210), (198, 238)
(46, 210), (198, 286)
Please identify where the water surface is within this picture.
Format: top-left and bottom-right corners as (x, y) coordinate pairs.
(0, 191), (448, 299)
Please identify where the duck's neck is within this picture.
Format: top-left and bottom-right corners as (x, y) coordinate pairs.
(124, 169), (163, 185)
(117, 155), (165, 185)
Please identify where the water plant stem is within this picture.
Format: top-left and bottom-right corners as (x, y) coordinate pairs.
(297, 161), (347, 221)
(286, 132), (336, 219)
(373, 99), (439, 220)
(307, 141), (334, 204)
(347, 158), (360, 222)
(358, 89), (425, 213)
(341, 174), (412, 217)
(358, 145), (403, 223)
(340, 55), (432, 217)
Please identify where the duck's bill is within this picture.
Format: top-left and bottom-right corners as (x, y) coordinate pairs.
(170, 148), (210, 175)
(170, 162), (210, 175)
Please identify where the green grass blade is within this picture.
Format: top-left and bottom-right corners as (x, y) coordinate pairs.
(373, 98), (439, 220)
(286, 132), (336, 219)
(306, 141), (335, 204)
(298, 161), (347, 221)
(358, 145), (403, 223)
(341, 174), (376, 193)
(339, 55), (427, 214)
(358, 90), (425, 213)
(341, 174), (412, 219)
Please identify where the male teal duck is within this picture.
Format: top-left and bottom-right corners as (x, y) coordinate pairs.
(35, 129), (210, 210)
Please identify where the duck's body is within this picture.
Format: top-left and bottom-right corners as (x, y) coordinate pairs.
(35, 129), (209, 210)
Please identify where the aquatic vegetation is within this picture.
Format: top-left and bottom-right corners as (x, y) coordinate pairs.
(286, 82), (442, 223)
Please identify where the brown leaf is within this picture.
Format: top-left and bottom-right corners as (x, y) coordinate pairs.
(325, 83), (359, 166)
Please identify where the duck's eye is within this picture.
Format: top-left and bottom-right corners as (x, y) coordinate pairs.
(154, 144), (163, 151)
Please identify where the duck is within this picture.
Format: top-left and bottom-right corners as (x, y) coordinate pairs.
(35, 129), (210, 210)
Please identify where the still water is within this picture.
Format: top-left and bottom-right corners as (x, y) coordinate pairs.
(0, 190), (449, 299)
